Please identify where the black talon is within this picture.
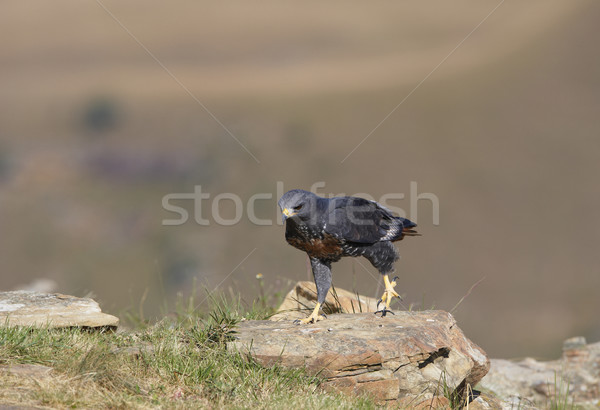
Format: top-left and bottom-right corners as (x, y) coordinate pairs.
(392, 276), (399, 283)
(374, 308), (395, 317)
(376, 298), (383, 310)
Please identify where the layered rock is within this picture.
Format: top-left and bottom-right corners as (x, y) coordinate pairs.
(0, 291), (118, 330)
(229, 310), (489, 404)
(481, 337), (600, 409)
(270, 281), (379, 322)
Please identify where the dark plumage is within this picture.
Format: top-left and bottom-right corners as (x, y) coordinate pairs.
(278, 189), (419, 323)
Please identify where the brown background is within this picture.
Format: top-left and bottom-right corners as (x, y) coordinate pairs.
(1, 1), (599, 359)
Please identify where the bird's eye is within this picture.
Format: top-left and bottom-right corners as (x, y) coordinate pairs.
(293, 204), (304, 211)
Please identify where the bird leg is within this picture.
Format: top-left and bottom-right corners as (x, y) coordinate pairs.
(375, 275), (401, 317)
(294, 302), (326, 324)
(294, 257), (331, 324)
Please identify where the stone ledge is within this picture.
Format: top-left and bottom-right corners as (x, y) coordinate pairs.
(228, 310), (489, 404)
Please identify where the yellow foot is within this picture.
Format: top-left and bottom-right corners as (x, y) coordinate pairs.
(295, 314), (326, 324)
(375, 275), (401, 317)
(294, 302), (326, 324)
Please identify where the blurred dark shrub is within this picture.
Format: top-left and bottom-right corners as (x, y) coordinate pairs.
(0, 144), (10, 181)
(82, 96), (120, 133)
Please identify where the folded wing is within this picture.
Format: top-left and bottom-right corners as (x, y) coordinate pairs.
(323, 197), (417, 244)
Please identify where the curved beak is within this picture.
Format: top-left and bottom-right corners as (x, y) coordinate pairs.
(281, 208), (296, 223)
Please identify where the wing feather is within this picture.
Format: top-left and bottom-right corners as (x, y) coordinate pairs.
(322, 197), (416, 244)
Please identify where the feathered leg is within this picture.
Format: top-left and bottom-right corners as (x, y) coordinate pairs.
(361, 242), (401, 316)
(295, 258), (331, 324)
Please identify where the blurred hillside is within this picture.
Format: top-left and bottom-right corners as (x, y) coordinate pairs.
(1, 1), (599, 358)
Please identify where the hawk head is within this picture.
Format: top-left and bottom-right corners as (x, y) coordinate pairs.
(278, 189), (319, 223)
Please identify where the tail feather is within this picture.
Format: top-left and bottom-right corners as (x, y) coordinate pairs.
(399, 217), (419, 235)
(398, 217), (417, 229)
(389, 217), (420, 241)
(402, 227), (420, 236)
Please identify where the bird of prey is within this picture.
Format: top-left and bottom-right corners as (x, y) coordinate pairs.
(278, 189), (419, 324)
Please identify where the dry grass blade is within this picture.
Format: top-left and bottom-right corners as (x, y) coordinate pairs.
(450, 277), (486, 315)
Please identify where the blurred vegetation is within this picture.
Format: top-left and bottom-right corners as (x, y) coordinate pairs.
(0, 144), (10, 180)
(82, 96), (121, 134)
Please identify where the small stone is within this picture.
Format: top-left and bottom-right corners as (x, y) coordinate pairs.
(110, 343), (154, 357)
(397, 395), (450, 409)
(563, 336), (586, 351)
(467, 393), (507, 410)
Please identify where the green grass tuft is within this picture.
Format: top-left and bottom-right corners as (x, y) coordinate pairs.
(545, 371), (574, 410)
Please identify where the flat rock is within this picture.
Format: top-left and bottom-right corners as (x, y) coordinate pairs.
(270, 281), (379, 321)
(0, 364), (53, 378)
(229, 310), (489, 404)
(480, 337), (600, 409)
(0, 291), (118, 330)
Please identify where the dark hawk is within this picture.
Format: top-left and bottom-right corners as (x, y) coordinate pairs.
(278, 189), (419, 324)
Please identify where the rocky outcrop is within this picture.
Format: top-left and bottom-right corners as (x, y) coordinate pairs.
(270, 281), (379, 322)
(480, 337), (600, 409)
(229, 310), (489, 404)
(0, 291), (119, 330)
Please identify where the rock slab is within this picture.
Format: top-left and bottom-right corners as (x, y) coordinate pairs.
(0, 364), (53, 378)
(270, 281), (380, 322)
(480, 337), (600, 409)
(229, 310), (489, 404)
(0, 291), (119, 329)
